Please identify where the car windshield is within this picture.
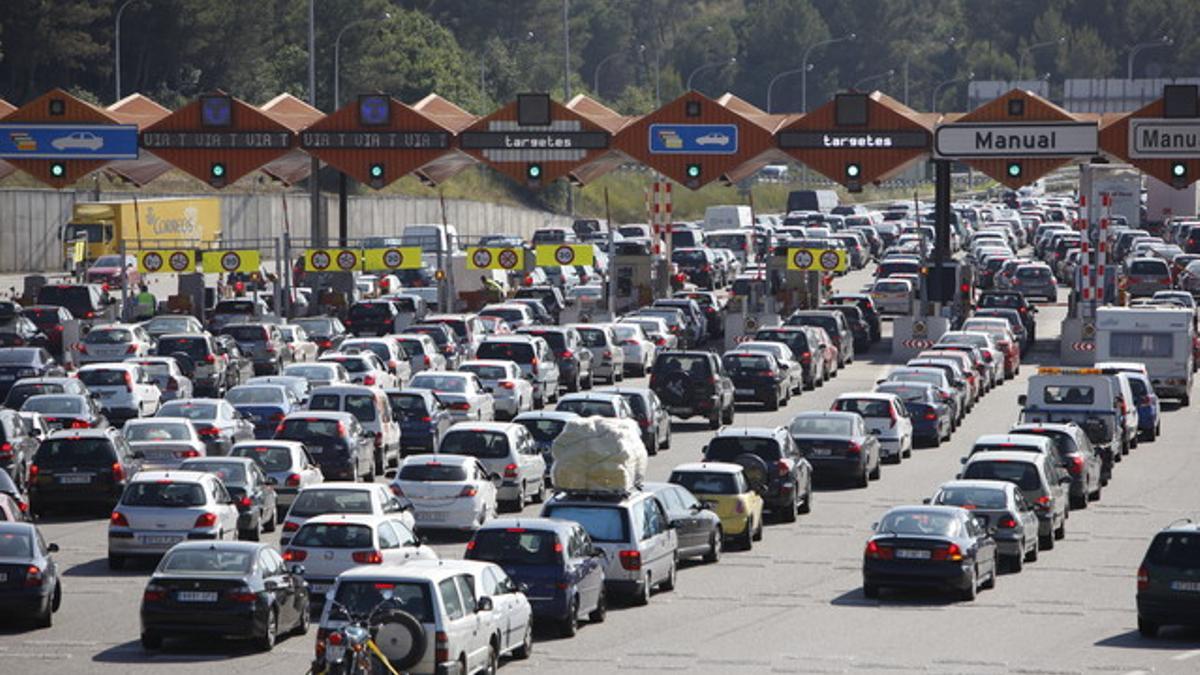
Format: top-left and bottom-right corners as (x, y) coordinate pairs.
(1042, 385), (1095, 405)
(289, 489), (372, 517)
(469, 529), (560, 565)
(556, 400), (616, 417)
(543, 505), (627, 543)
(125, 422), (191, 442)
(232, 446), (295, 472)
(331, 581), (433, 623)
(671, 471), (738, 495)
(962, 461), (1042, 491)
(160, 549), (252, 574)
(409, 375), (466, 393)
(704, 436), (781, 462)
(182, 462), (247, 485)
(293, 523), (373, 548)
(159, 402), (218, 420)
(440, 431), (509, 459)
(121, 481), (206, 507)
(877, 511), (961, 537)
(789, 417), (854, 436)
(21, 395), (84, 415)
(226, 387), (286, 405)
(515, 418), (567, 443)
(84, 328), (132, 344)
(398, 462), (468, 481)
(77, 369), (128, 387)
(934, 487), (1008, 509)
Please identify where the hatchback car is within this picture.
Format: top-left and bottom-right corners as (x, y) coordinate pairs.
(391, 454), (499, 532)
(831, 393), (914, 463)
(458, 360), (534, 421)
(407, 372), (495, 422)
(179, 456), (278, 541)
(29, 428), (140, 515)
(1137, 521), (1200, 637)
(959, 451), (1070, 550)
(125, 356), (194, 402)
(668, 462), (763, 551)
(386, 389), (454, 456)
(0, 521), (61, 627)
(76, 323), (153, 365)
(158, 398), (255, 457)
(282, 361), (352, 389)
(230, 440), (323, 520)
(0, 348), (65, 401)
(571, 324), (626, 385)
(928, 480), (1040, 571)
(862, 505), (998, 601)
(274, 412), (376, 482)
(108, 470), (240, 569)
(280, 482), (413, 546)
(308, 385), (401, 474)
(437, 422), (546, 512)
(76, 362), (162, 425)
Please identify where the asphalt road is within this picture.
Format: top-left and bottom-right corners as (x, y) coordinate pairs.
(5, 266), (1200, 675)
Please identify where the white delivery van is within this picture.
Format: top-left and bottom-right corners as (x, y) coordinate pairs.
(703, 205), (753, 231)
(1095, 307), (1194, 405)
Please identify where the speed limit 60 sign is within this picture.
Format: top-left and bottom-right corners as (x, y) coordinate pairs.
(137, 249), (197, 274)
(304, 248), (361, 272)
(467, 247), (525, 271)
(786, 247), (848, 272)
(534, 244), (594, 267)
(201, 249), (260, 274)
(363, 247), (422, 271)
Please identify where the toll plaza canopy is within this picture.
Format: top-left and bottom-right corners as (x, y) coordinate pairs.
(1, 84), (1199, 193)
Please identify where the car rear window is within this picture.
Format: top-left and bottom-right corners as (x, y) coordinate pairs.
(934, 487), (1008, 509)
(833, 398), (891, 418)
(1042, 385), (1095, 405)
(332, 581), (433, 623)
(652, 354), (710, 375)
(34, 438), (115, 466)
(440, 430), (510, 459)
(789, 417), (854, 436)
(961, 460), (1041, 491)
(704, 436), (782, 463)
(468, 529), (560, 565)
(461, 365), (508, 381)
(575, 328), (605, 347)
(877, 510), (960, 536)
(160, 402), (218, 420)
(125, 423), (192, 442)
(278, 419), (343, 440)
(1148, 533), (1200, 567)
(226, 387), (286, 405)
(672, 250), (707, 264)
(78, 369), (128, 387)
(388, 394), (428, 417)
(5, 383), (63, 407)
(181, 461), (246, 484)
(293, 523), (373, 548)
(322, 357), (370, 374)
(84, 328), (132, 344)
(722, 354), (772, 372)
(232, 445), (294, 472)
(157, 337), (209, 358)
(223, 326), (268, 341)
(556, 400), (616, 418)
(121, 481), (206, 507)
(542, 505), (628, 543)
(515, 418), (567, 443)
(476, 342), (535, 362)
(160, 548), (252, 574)
(670, 471), (738, 495)
(1017, 267), (1050, 278)
(707, 234), (748, 251)
(350, 303), (391, 319)
(21, 396), (84, 415)
(398, 463), (468, 481)
(521, 330), (566, 351)
(1130, 260), (1168, 274)
(289, 489), (372, 517)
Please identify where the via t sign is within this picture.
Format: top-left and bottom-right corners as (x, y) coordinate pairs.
(934, 121), (1098, 158)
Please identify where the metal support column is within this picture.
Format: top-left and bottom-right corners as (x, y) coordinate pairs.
(338, 172), (349, 247)
(932, 159), (952, 315)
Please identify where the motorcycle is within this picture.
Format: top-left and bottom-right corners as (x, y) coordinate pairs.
(312, 590), (425, 675)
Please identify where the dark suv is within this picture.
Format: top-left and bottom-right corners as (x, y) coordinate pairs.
(346, 300), (398, 337)
(35, 284), (113, 325)
(826, 293), (881, 343)
(786, 310), (854, 367)
(219, 323), (288, 375)
(649, 351), (734, 429)
(517, 326), (595, 393)
(753, 327), (819, 389)
(721, 350), (789, 410)
(702, 426), (812, 522)
(1137, 522), (1200, 637)
(29, 429), (142, 515)
(977, 291), (1037, 342)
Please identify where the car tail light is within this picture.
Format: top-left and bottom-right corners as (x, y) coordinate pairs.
(363, 374), (377, 386)
(142, 583), (166, 602)
(846, 441), (861, 455)
(1138, 565), (1149, 591)
(998, 516), (1018, 529)
(932, 543), (963, 561)
(319, 339), (333, 349)
(352, 550), (383, 564)
(124, 371), (134, 392)
(228, 586), (258, 603)
(265, 343), (277, 354)
(619, 550), (642, 571)
(165, 377), (179, 391)
(1118, 399), (1128, 415)
(69, 419), (90, 429)
(202, 353), (217, 364)
(1034, 495), (1052, 511)
(655, 337), (667, 347)
(637, 417), (651, 429)
(449, 402), (470, 411)
(1067, 456), (1084, 475)
(864, 540), (893, 560)
(529, 356), (539, 375)
(336, 422), (348, 437)
(459, 485), (478, 497)
(435, 631), (450, 663)
(560, 350), (574, 359)
(0, 442), (11, 460)
(888, 406), (897, 428)
(28, 464), (38, 480)
(110, 511), (129, 527)
(238, 496), (252, 509)
(777, 459), (789, 477)
(503, 463), (518, 478)
(800, 351), (811, 363)
(285, 473), (301, 487)
(76, 343), (88, 354)
(193, 512), (217, 528)
(196, 425), (221, 438)
(111, 461), (125, 482)
(282, 520), (299, 532)
(499, 381), (516, 389)
(282, 548), (307, 562)
(390, 485), (404, 497)
(758, 370), (777, 377)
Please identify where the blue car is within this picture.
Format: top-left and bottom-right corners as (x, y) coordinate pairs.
(1127, 372), (1161, 441)
(465, 517), (606, 637)
(385, 389), (452, 456)
(224, 384), (302, 439)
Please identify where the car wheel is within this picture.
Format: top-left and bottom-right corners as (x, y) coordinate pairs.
(257, 608), (278, 652)
(374, 450), (385, 476)
(292, 602), (310, 635)
(960, 568), (978, 601)
(739, 520), (754, 550)
(513, 622), (534, 658)
(1040, 531), (1055, 550)
(1138, 615), (1159, 638)
(1090, 483), (1102, 502)
(779, 490), (798, 523)
(140, 632), (163, 651)
(764, 392), (779, 411)
(659, 425), (671, 450)
(982, 560), (997, 589)
(708, 410), (721, 430)
(868, 460), (881, 481)
(661, 561), (677, 591)
(862, 583), (879, 599)
(482, 644), (498, 675)
(703, 530), (722, 564)
(34, 592), (53, 628)
(856, 466), (869, 489)
(589, 590), (607, 623)
(798, 479), (812, 514)
(1009, 549), (1024, 573)
(903, 442), (912, 459)
(1054, 517), (1066, 540)
(632, 574), (651, 606)
(722, 402), (734, 425)
(532, 479), (547, 504)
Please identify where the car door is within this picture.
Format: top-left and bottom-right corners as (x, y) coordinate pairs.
(641, 496), (674, 582)
(892, 399), (913, 448)
(211, 479), (239, 536)
(514, 428), (542, 492)
(452, 574), (490, 669)
(667, 486), (708, 554)
(968, 515), (997, 577)
(573, 527), (604, 610)
(377, 520), (407, 565)
(260, 548), (296, 628)
(479, 567), (517, 652)
(649, 392), (669, 442)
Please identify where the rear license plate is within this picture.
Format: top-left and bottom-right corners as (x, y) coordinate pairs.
(0, 573), (7, 582)
(176, 591), (218, 602)
(308, 583), (331, 594)
(735, 388), (755, 396)
(307, 447), (323, 454)
(58, 474), (92, 484)
(96, 390), (116, 398)
(416, 511), (446, 522)
(895, 549), (931, 560)
(139, 535), (183, 546)
(811, 448), (832, 457)
(1170, 581), (1200, 592)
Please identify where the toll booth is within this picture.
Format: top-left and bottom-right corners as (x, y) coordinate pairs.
(612, 253), (661, 315)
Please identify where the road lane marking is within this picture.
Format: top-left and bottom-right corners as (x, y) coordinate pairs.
(1172, 649), (1200, 661)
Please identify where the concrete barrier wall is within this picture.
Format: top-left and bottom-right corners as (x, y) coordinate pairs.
(0, 188), (571, 272)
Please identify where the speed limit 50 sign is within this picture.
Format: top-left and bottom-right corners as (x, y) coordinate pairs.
(535, 244), (594, 267)
(138, 249), (196, 273)
(467, 247), (525, 270)
(201, 249), (260, 274)
(786, 247), (848, 272)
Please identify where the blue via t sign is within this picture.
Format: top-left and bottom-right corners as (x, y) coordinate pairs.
(0, 124), (140, 160)
(648, 124), (739, 154)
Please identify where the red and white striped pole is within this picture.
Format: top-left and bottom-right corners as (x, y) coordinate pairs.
(1097, 193), (1111, 304)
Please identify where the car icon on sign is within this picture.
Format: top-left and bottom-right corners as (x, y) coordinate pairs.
(51, 131), (104, 151)
(695, 132), (731, 146)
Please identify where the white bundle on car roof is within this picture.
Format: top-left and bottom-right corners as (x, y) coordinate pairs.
(550, 416), (647, 493)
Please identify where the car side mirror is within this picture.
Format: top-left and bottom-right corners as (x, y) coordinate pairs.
(476, 596), (494, 612)
(921, 497), (931, 505)
(959, 456), (967, 464)
(290, 564), (305, 576)
(47, 543), (59, 553)
(870, 521), (878, 531)
(1017, 394), (1027, 407)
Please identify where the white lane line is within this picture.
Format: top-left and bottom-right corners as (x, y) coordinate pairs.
(1172, 648), (1200, 661)
(1121, 670), (1149, 675)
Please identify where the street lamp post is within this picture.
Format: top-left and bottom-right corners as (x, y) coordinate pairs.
(1127, 36), (1173, 79)
(930, 71), (974, 113)
(687, 57), (737, 92)
(902, 36), (957, 107)
(1018, 36), (1065, 79)
(854, 69), (895, 91)
(114, 0), (137, 102)
(801, 32), (855, 112)
(593, 45), (645, 98)
(765, 64), (811, 114)
(334, 14), (389, 110)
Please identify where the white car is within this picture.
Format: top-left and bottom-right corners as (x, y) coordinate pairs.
(869, 278), (915, 316)
(282, 513), (436, 601)
(76, 323), (154, 365)
(437, 422), (546, 512)
(619, 316), (677, 351)
(415, 559), (533, 664)
(229, 440), (323, 519)
(122, 417), (206, 470)
(51, 131), (104, 151)
(339, 337), (413, 385)
(408, 372), (495, 422)
(125, 356), (194, 402)
(280, 482), (414, 546)
(571, 324), (626, 385)
(555, 392), (637, 426)
(696, 132), (731, 147)
(611, 322), (657, 377)
(278, 325), (318, 363)
(831, 392), (914, 463)
(107, 470), (240, 569)
(318, 352), (397, 389)
(392, 454), (499, 532)
(457, 360), (533, 420)
(282, 361), (352, 388)
(394, 333), (446, 374)
(75, 363), (162, 425)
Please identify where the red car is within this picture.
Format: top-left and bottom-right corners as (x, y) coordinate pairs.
(85, 254), (139, 288)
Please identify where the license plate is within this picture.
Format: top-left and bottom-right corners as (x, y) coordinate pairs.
(146, 450), (174, 459)
(811, 448), (832, 457)
(307, 446), (323, 454)
(326, 644), (346, 661)
(735, 388), (755, 396)
(58, 474), (92, 484)
(140, 535), (183, 546)
(96, 390), (116, 398)
(176, 591), (218, 602)
(416, 511), (446, 522)
(0, 573), (7, 582)
(1170, 580), (1200, 592)
(895, 549), (931, 560)
(309, 583), (331, 594)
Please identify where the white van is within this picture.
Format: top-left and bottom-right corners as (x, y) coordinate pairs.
(1095, 307), (1194, 405)
(705, 228), (757, 266)
(703, 205), (753, 231)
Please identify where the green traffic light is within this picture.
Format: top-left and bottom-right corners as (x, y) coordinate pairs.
(1172, 162), (1186, 178)
(846, 163), (862, 179)
(211, 163), (226, 178)
(527, 163), (542, 179)
(370, 164), (384, 178)
(686, 164), (701, 179)
(49, 163), (65, 178)
(1006, 162), (1022, 178)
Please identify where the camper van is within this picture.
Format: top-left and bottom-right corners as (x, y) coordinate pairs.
(1095, 307), (1195, 405)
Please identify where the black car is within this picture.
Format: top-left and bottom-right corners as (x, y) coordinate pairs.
(977, 292), (1037, 342)
(0, 521), (61, 627)
(292, 317), (348, 354)
(863, 505), (999, 601)
(35, 284), (113, 325)
(753, 327), (820, 389)
(0, 348), (64, 400)
(21, 306), (73, 357)
(21, 393), (108, 432)
(671, 248), (719, 289)
(820, 304), (871, 353)
(786, 310), (854, 367)
(826, 293), (882, 343)
(514, 286), (566, 323)
(788, 411), (881, 488)
(674, 291), (726, 339)
(702, 426), (812, 522)
(516, 326), (595, 393)
(649, 351), (735, 429)
(346, 300), (398, 337)
(140, 541), (309, 651)
(0, 317), (48, 349)
(0, 409), (41, 493)
(28, 428), (141, 515)
(1137, 522), (1200, 637)
(386, 389), (453, 456)
(274, 412), (375, 482)
(721, 350), (789, 410)
(646, 482), (724, 562)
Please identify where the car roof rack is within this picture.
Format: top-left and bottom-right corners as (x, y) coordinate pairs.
(552, 488), (638, 502)
(1166, 517), (1195, 529)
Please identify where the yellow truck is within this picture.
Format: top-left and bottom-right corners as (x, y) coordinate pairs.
(62, 197), (222, 263)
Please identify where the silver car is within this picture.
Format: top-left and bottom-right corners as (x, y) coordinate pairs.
(1012, 263), (1057, 302)
(571, 323), (626, 385)
(106, 470), (240, 569)
(122, 417), (206, 470)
